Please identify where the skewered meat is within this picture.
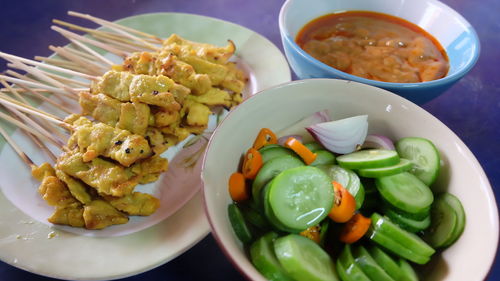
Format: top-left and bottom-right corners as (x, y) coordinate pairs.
(83, 200), (129, 230)
(56, 150), (140, 197)
(48, 203), (85, 228)
(55, 169), (92, 205)
(104, 192), (160, 216)
(66, 115), (152, 167)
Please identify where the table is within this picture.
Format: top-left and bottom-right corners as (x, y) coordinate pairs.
(0, 0), (498, 280)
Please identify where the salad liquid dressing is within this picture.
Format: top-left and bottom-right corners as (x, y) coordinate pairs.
(296, 11), (449, 83)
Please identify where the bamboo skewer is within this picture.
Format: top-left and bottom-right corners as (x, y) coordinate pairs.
(0, 80), (69, 141)
(49, 45), (105, 75)
(0, 51), (97, 81)
(0, 87), (88, 93)
(5, 67), (87, 88)
(34, 56), (87, 72)
(0, 74), (78, 98)
(68, 11), (163, 43)
(67, 38), (114, 66)
(0, 125), (34, 166)
(0, 110), (64, 149)
(51, 25), (129, 58)
(1, 76), (73, 115)
(7, 59), (79, 96)
(0, 93), (66, 127)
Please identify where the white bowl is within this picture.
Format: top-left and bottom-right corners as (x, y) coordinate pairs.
(202, 79), (498, 281)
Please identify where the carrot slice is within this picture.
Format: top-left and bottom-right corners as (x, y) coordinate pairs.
(252, 128), (278, 150)
(228, 172), (249, 202)
(299, 225), (321, 244)
(328, 181), (356, 223)
(242, 147), (263, 179)
(284, 137), (317, 165)
(339, 213), (372, 244)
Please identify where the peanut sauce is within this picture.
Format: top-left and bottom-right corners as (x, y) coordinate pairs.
(296, 11), (449, 83)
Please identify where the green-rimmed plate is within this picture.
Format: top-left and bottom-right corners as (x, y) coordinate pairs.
(0, 12), (290, 280)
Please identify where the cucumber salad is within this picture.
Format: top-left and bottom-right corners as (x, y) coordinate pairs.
(227, 112), (466, 281)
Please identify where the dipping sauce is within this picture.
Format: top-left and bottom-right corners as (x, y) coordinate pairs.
(296, 11), (449, 83)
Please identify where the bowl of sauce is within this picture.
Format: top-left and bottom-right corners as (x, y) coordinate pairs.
(279, 0), (480, 104)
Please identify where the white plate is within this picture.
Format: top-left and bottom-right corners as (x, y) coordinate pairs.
(0, 12), (290, 280)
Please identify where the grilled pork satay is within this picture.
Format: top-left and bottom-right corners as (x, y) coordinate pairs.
(122, 51), (212, 96)
(65, 115), (153, 167)
(79, 91), (151, 135)
(56, 150), (168, 197)
(83, 200), (129, 230)
(103, 192), (160, 216)
(163, 34), (236, 64)
(92, 70), (190, 108)
(56, 150), (140, 197)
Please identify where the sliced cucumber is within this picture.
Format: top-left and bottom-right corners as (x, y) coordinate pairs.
(250, 232), (294, 281)
(423, 193), (463, 248)
(268, 166), (334, 231)
(382, 206), (431, 233)
(263, 182), (301, 233)
(252, 155), (305, 206)
(228, 203), (253, 244)
(353, 245), (395, 281)
(304, 142), (325, 152)
(395, 137), (441, 186)
(442, 193), (466, 247)
(260, 146), (298, 163)
(367, 213), (435, 264)
(338, 244), (370, 281)
(358, 158), (412, 178)
(310, 150), (336, 166)
(337, 149), (400, 170)
(274, 234), (339, 281)
(376, 172), (433, 215)
(239, 203), (269, 230)
(317, 165), (364, 209)
(259, 144), (282, 153)
(398, 258), (419, 281)
(368, 245), (405, 281)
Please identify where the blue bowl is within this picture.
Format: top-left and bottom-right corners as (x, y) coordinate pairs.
(279, 0), (480, 104)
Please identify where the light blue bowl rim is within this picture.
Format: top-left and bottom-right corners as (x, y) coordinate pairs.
(278, 0), (481, 89)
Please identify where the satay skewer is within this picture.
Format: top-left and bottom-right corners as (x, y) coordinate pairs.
(34, 56), (87, 72)
(0, 74), (77, 100)
(49, 45), (105, 75)
(0, 51), (97, 81)
(51, 26), (129, 58)
(67, 11), (163, 43)
(6, 68), (89, 88)
(0, 125), (35, 166)
(0, 93), (67, 127)
(66, 38), (115, 67)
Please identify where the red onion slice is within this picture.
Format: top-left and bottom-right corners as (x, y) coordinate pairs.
(361, 134), (395, 150)
(277, 110), (331, 143)
(306, 115), (368, 154)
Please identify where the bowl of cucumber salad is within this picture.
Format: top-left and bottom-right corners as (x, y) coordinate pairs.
(201, 79), (499, 281)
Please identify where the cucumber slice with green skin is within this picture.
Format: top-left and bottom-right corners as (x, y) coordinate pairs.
(259, 144), (282, 153)
(335, 258), (351, 281)
(304, 142), (325, 152)
(263, 183), (302, 233)
(269, 166), (334, 231)
(310, 150), (336, 166)
(338, 244), (370, 281)
(423, 193), (461, 248)
(382, 206), (431, 233)
(358, 158), (413, 178)
(353, 246), (395, 281)
(441, 193), (466, 247)
(376, 172), (434, 215)
(239, 203), (270, 230)
(250, 232), (294, 281)
(398, 258), (419, 281)
(260, 146), (299, 163)
(274, 234), (340, 281)
(366, 227), (431, 265)
(337, 149), (400, 170)
(319, 219), (330, 248)
(368, 245), (405, 281)
(368, 213), (435, 264)
(228, 203), (253, 244)
(252, 155), (305, 206)
(317, 165), (365, 209)
(395, 137), (441, 186)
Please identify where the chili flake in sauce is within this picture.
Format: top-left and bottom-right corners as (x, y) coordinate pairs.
(296, 11), (449, 83)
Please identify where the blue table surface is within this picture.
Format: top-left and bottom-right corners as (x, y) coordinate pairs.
(0, 0), (498, 280)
